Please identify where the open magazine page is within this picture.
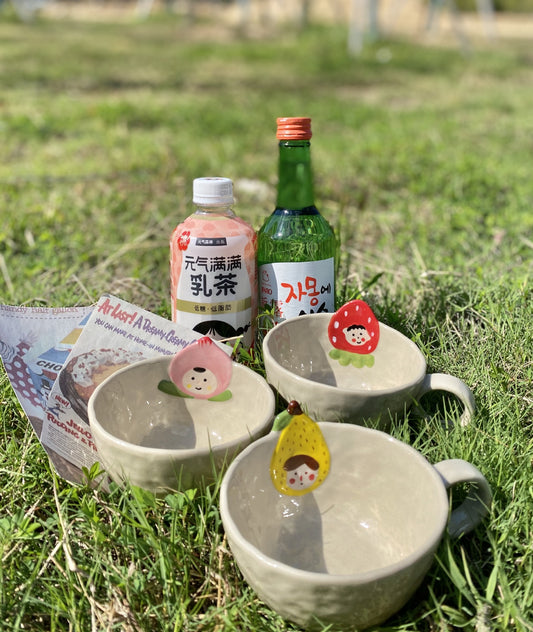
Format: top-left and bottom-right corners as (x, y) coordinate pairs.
(41, 294), (217, 483)
(0, 305), (93, 438)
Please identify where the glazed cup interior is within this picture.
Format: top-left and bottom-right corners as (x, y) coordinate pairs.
(223, 424), (447, 577)
(90, 356), (274, 451)
(263, 314), (425, 395)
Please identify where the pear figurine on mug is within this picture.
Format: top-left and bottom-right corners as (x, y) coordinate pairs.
(158, 336), (233, 401)
(328, 299), (380, 368)
(270, 400), (330, 496)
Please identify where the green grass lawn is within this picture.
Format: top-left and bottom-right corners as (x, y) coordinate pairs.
(0, 9), (532, 631)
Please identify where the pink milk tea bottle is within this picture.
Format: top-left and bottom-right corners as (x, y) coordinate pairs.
(170, 177), (257, 348)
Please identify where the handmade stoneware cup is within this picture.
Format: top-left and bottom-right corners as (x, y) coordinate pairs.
(88, 356), (275, 494)
(220, 423), (491, 631)
(263, 313), (475, 429)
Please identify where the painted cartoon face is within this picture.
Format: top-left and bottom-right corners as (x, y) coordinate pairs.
(284, 454), (319, 491)
(182, 366), (218, 396)
(168, 336), (233, 399)
(286, 463), (318, 491)
(343, 324), (370, 347)
(328, 300), (380, 355)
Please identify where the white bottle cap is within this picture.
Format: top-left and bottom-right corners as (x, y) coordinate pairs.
(193, 177), (234, 205)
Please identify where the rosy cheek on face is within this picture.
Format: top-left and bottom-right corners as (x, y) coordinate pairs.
(289, 478), (296, 485)
(309, 474), (315, 481)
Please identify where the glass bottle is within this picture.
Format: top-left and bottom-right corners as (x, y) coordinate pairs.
(257, 117), (337, 324)
(170, 177), (257, 348)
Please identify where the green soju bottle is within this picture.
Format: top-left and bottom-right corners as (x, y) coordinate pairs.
(257, 117), (337, 323)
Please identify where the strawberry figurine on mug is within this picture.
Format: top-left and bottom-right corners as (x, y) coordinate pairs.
(328, 299), (380, 368)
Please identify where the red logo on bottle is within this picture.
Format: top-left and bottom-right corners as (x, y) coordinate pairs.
(178, 231), (191, 251)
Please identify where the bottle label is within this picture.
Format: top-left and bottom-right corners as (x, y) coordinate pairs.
(259, 258), (335, 322)
(175, 234), (253, 346)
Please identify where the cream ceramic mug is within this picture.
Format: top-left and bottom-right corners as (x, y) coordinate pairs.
(88, 356), (275, 493)
(220, 423), (491, 631)
(263, 313), (475, 429)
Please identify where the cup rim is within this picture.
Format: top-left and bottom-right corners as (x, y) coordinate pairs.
(262, 314), (427, 397)
(220, 422), (448, 585)
(88, 356), (275, 458)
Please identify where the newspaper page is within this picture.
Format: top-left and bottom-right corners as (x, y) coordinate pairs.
(41, 294), (215, 483)
(0, 304), (94, 481)
(0, 304), (93, 436)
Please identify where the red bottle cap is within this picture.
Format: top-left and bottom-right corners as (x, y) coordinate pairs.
(276, 117), (312, 140)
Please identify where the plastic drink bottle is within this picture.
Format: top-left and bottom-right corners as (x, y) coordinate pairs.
(170, 177), (257, 348)
(257, 117), (336, 324)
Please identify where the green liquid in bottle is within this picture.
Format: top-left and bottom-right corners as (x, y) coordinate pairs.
(257, 205), (337, 265)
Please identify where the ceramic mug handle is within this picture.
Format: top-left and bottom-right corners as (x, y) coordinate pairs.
(417, 373), (475, 427)
(433, 459), (492, 538)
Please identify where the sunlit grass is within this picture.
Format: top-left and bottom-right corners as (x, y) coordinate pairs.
(0, 9), (532, 632)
